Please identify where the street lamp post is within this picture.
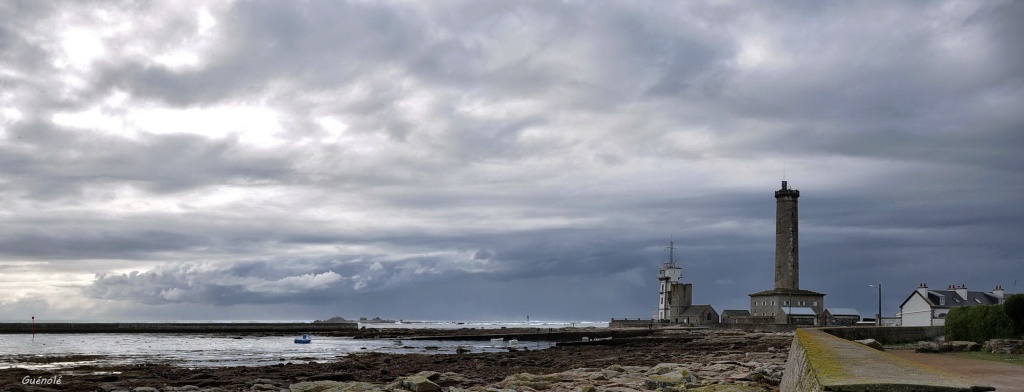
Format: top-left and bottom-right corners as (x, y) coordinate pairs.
(870, 284), (882, 326)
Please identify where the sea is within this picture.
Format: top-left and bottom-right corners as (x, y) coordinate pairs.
(0, 320), (608, 370)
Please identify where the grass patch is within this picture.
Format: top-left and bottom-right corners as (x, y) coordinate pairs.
(948, 351), (1024, 366)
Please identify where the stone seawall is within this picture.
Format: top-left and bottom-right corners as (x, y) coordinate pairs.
(0, 322), (358, 334)
(407, 328), (657, 342)
(818, 326), (944, 344)
(608, 319), (655, 328)
(712, 323), (797, 333)
(780, 329), (993, 392)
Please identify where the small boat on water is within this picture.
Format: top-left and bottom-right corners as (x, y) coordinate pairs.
(294, 334), (312, 344)
(508, 339), (519, 347)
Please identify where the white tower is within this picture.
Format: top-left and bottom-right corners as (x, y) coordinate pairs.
(657, 241), (682, 321)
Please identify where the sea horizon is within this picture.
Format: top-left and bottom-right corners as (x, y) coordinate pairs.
(0, 319), (611, 327)
(0, 319), (607, 369)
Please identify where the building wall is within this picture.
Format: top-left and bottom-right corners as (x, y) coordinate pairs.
(712, 321), (796, 332)
(750, 293), (824, 324)
(819, 326), (945, 344)
(900, 294), (936, 327)
(671, 283), (692, 309)
(721, 313), (750, 324)
(678, 307), (719, 326)
(608, 318), (655, 328)
(825, 315), (860, 326)
(658, 277), (670, 320)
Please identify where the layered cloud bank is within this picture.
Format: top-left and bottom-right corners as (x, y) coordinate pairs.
(1, 1), (1022, 320)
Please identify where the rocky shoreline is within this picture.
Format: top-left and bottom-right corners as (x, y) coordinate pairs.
(0, 329), (791, 392)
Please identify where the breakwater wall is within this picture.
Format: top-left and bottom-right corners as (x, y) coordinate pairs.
(0, 322), (358, 334)
(607, 319), (654, 328)
(406, 328), (656, 342)
(818, 326), (944, 344)
(780, 329), (993, 392)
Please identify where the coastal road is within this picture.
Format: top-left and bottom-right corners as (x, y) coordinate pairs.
(888, 350), (1024, 391)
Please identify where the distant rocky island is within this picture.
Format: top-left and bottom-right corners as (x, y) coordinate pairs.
(313, 316), (395, 323)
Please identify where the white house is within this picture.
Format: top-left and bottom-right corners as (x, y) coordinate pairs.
(899, 283), (1006, 327)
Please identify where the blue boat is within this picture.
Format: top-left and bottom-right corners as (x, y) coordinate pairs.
(294, 334), (311, 344)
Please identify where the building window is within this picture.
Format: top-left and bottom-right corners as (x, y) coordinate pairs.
(784, 300), (789, 305)
(813, 301), (818, 306)
(771, 301), (776, 305)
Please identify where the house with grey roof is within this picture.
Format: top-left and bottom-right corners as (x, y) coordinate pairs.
(898, 283), (1007, 327)
(674, 305), (720, 326)
(823, 308), (861, 326)
(721, 310), (750, 324)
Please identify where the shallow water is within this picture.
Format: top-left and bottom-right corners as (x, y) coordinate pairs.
(0, 333), (554, 369)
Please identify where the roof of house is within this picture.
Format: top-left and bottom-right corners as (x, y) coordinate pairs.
(899, 287), (1002, 310)
(781, 307), (817, 316)
(825, 308), (860, 317)
(749, 288), (826, 297)
(721, 310), (750, 317)
(678, 304), (717, 317)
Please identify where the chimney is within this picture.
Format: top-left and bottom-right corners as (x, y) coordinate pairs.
(993, 285), (1005, 304)
(917, 283), (928, 297)
(954, 284), (968, 301)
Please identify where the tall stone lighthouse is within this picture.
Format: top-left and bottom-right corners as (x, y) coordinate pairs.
(749, 181), (825, 325)
(774, 180), (800, 291)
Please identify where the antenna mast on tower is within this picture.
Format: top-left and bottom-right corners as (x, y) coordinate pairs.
(666, 240), (678, 267)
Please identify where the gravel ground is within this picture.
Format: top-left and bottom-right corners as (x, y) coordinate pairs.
(888, 350), (1024, 391)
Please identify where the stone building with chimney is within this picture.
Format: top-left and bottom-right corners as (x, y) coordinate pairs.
(726, 181), (826, 325)
(655, 241), (719, 326)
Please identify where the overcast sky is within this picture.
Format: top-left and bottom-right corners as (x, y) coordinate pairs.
(1, 1), (1022, 322)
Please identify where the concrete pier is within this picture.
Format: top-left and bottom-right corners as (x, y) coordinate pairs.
(0, 322), (358, 334)
(781, 329), (993, 391)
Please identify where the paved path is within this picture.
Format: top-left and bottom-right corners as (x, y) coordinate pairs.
(789, 330), (991, 391)
(889, 350), (1024, 391)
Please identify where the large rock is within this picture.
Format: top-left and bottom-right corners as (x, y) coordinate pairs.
(687, 386), (767, 392)
(644, 364), (697, 390)
(915, 341), (943, 353)
(985, 339), (1024, 354)
(855, 338), (884, 351)
(289, 381), (389, 392)
(947, 341), (981, 352)
(399, 375), (441, 392)
(305, 372), (356, 382)
(499, 373), (559, 390)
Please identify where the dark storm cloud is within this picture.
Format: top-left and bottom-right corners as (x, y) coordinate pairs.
(2, 125), (292, 199)
(85, 260), (349, 305)
(0, 1), (1021, 321)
